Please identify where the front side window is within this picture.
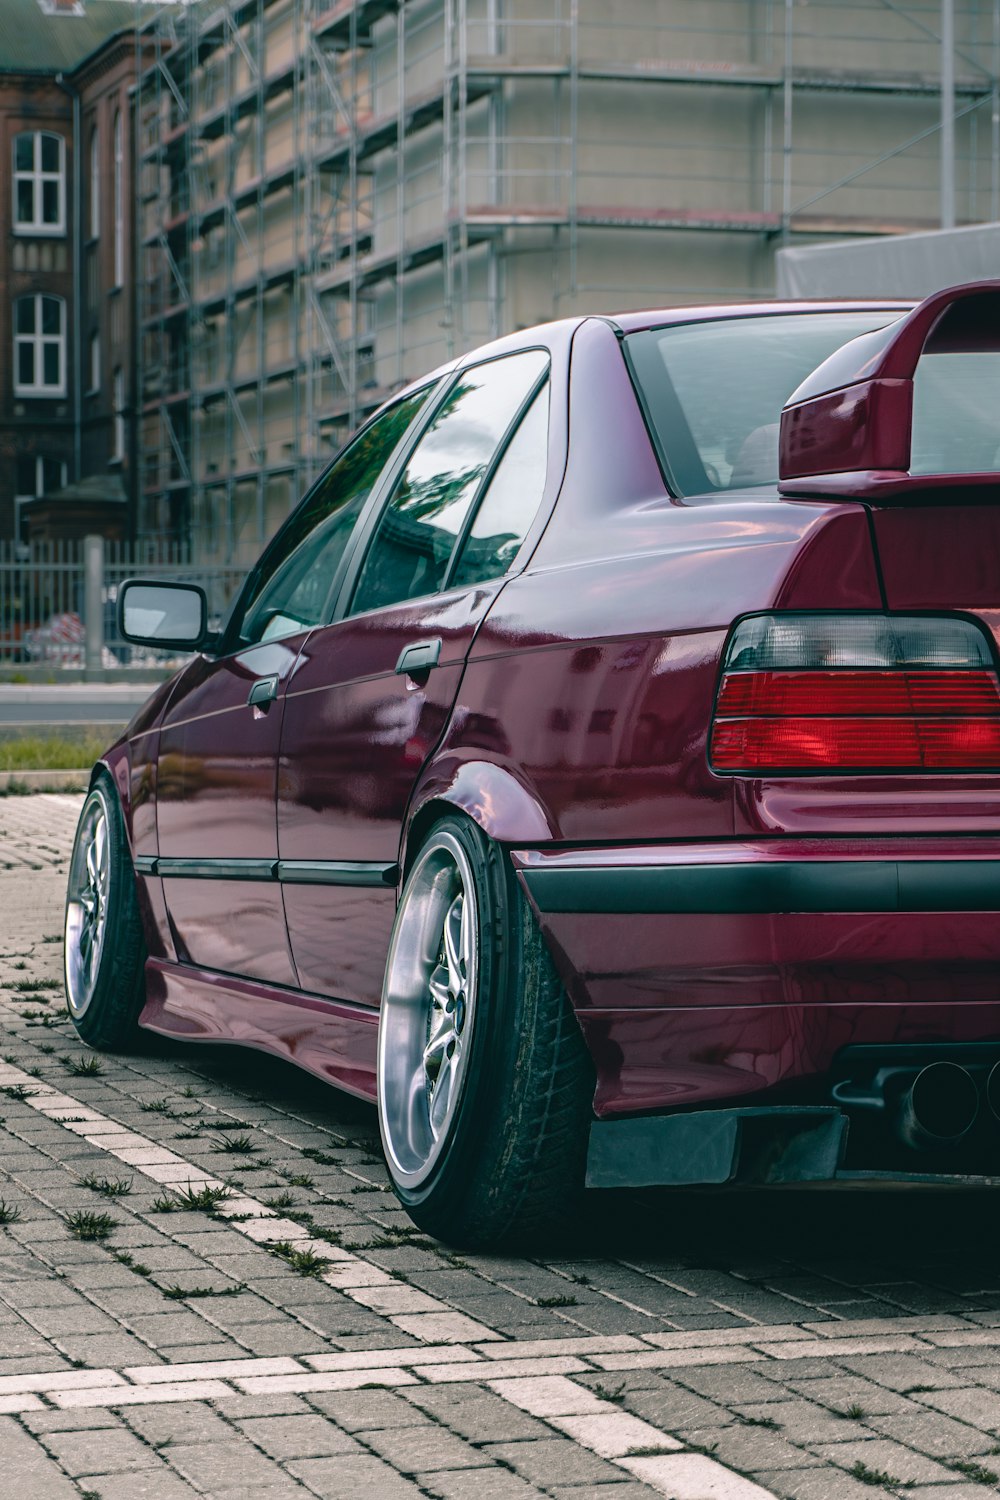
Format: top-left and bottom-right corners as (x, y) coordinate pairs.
(239, 388), (430, 646)
(113, 367), (125, 459)
(626, 312), (896, 496)
(13, 132), (65, 233)
(14, 294), (66, 396)
(350, 349), (549, 616)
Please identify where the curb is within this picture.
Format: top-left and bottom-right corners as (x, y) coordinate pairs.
(0, 769), (89, 793)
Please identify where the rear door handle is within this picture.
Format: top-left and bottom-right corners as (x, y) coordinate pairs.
(394, 638), (442, 680)
(247, 674), (279, 710)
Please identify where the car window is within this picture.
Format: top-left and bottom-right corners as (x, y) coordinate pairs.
(451, 380), (550, 589)
(239, 389), (429, 645)
(349, 349), (549, 617)
(626, 312), (896, 496)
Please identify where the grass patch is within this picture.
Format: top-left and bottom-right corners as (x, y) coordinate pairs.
(12, 978), (61, 993)
(0, 1198), (22, 1226)
(740, 1415), (779, 1429)
(162, 1283), (245, 1300)
(0, 730), (108, 772)
(287, 1174), (314, 1189)
(264, 1191), (296, 1210)
(535, 1294), (579, 1308)
(949, 1460), (999, 1484)
(111, 1250), (152, 1276)
(844, 1403), (867, 1420)
(170, 1183), (233, 1213)
(1, 1083), (36, 1101)
(848, 1461), (903, 1489)
(266, 1240), (330, 1277)
(81, 1174), (132, 1198)
(66, 1210), (116, 1241)
(592, 1383), (626, 1405)
(139, 1099), (176, 1116)
(62, 1054), (104, 1077)
(212, 1134), (256, 1155)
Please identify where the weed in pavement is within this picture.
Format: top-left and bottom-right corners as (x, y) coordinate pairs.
(81, 1174), (132, 1198)
(67, 1210), (116, 1241)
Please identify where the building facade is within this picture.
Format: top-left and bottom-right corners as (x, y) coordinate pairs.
(0, 0), (160, 545)
(135, 0), (1000, 567)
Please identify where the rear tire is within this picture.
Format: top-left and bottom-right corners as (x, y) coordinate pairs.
(377, 813), (594, 1247)
(64, 774), (147, 1051)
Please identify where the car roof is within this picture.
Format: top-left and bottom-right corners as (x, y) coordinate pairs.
(606, 300), (912, 334)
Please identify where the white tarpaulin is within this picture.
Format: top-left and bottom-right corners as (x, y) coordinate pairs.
(775, 222), (1000, 299)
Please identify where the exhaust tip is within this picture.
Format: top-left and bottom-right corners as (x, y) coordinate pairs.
(896, 1061), (979, 1150)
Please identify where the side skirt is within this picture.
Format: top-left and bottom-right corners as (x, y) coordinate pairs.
(139, 958), (379, 1103)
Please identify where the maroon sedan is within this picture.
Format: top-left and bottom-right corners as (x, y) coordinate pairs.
(65, 280), (1000, 1245)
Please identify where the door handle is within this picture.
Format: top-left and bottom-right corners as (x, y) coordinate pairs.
(247, 674), (279, 710)
(394, 638), (442, 681)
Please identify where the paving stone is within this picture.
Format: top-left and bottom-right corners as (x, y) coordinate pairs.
(159, 1438), (288, 1490)
(419, 1469), (546, 1500)
(406, 1385), (553, 1441)
(865, 1406), (996, 1458)
(483, 1436), (627, 1486)
(283, 1453), (425, 1497)
(0, 1415), (80, 1499)
(808, 1437), (960, 1485)
(308, 1388), (434, 1431)
(42, 1427), (160, 1476)
(68, 1472), (201, 1500)
(235, 1414), (361, 1459)
(364, 1422), (493, 1472)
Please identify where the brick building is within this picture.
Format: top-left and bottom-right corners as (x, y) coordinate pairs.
(0, 0), (165, 544)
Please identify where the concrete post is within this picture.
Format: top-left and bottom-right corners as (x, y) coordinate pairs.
(83, 534), (104, 681)
(942, 0), (956, 229)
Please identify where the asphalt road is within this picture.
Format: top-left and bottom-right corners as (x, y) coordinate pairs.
(0, 683), (159, 728)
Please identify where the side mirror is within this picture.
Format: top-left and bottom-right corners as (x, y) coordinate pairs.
(779, 279), (1000, 500)
(118, 579), (208, 651)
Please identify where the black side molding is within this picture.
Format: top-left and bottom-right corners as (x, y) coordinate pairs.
(522, 859), (1000, 915)
(146, 856), (399, 888)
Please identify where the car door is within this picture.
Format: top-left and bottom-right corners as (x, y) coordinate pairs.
(277, 348), (553, 1006)
(155, 387), (430, 985)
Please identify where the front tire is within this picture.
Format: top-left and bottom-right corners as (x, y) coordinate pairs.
(64, 774), (147, 1050)
(377, 814), (594, 1247)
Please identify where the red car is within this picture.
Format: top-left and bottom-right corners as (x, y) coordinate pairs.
(66, 280), (1000, 1245)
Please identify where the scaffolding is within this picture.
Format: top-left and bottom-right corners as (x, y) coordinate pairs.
(135, 0), (1000, 561)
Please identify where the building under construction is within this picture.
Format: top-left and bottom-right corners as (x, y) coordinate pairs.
(136, 0), (1000, 561)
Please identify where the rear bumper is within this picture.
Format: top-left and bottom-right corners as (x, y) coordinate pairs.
(513, 839), (1000, 1118)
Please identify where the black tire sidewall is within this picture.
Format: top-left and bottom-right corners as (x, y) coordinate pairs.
(385, 814), (543, 1227)
(65, 773), (146, 1050)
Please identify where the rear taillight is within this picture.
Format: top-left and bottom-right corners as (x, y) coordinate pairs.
(710, 614), (1000, 773)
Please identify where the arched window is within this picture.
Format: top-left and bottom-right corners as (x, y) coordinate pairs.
(113, 110), (123, 285)
(14, 294), (66, 396)
(90, 126), (100, 239)
(13, 132), (65, 234)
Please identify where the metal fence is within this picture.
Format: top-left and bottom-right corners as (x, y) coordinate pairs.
(0, 539), (245, 671)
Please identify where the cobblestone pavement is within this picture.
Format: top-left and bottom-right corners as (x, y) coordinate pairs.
(4, 798), (1000, 1499)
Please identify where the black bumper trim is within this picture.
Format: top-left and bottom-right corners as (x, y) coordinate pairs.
(522, 859), (1000, 915)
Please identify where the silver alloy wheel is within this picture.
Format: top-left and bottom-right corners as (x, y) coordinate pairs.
(378, 829), (479, 1189)
(65, 787), (112, 1019)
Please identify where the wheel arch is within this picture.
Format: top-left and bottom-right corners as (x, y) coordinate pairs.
(402, 756), (557, 875)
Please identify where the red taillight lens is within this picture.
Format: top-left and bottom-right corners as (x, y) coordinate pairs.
(711, 616), (1000, 774)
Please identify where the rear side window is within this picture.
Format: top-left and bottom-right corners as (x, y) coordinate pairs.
(626, 312), (895, 496)
(451, 380), (549, 589)
(350, 349), (548, 615)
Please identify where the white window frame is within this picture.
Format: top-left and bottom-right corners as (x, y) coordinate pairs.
(13, 131), (65, 236)
(89, 331), (100, 393)
(13, 294), (67, 397)
(113, 111), (124, 286)
(113, 366), (125, 460)
(90, 125), (100, 240)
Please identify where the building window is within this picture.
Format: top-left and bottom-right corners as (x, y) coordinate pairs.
(13, 131), (65, 234)
(89, 331), (100, 392)
(113, 110), (123, 286)
(14, 294), (66, 396)
(113, 367), (125, 459)
(90, 126), (99, 239)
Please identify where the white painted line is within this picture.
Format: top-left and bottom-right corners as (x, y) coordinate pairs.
(124, 1357), (304, 1385)
(621, 1452), (778, 1499)
(549, 1411), (684, 1458)
(487, 1375), (610, 1416)
(0, 1368), (125, 1394)
(54, 1380), (234, 1409)
(416, 1355), (589, 1384)
(304, 1346), (483, 1373)
(232, 1368), (418, 1394)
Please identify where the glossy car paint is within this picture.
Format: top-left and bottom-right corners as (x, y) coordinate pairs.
(95, 291), (1000, 1128)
